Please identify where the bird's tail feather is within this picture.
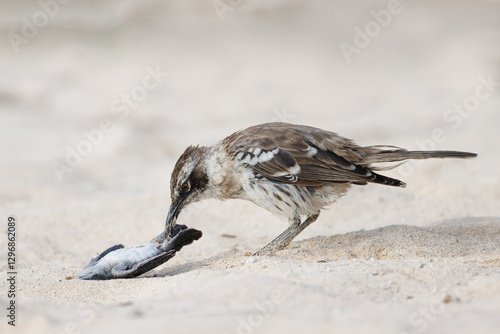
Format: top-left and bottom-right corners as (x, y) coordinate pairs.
(361, 147), (477, 165)
(356, 147), (477, 188)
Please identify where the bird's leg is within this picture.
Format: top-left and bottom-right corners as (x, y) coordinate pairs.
(254, 213), (320, 255)
(290, 216), (301, 229)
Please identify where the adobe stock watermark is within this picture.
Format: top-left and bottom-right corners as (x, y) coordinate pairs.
(442, 75), (497, 130)
(50, 65), (169, 182)
(7, 0), (72, 53)
(340, 0), (411, 64)
(225, 288), (286, 334)
(213, 0), (246, 21)
(270, 106), (297, 123)
(52, 304), (97, 334)
(402, 299), (447, 334)
(398, 268), (490, 334)
(397, 74), (497, 178)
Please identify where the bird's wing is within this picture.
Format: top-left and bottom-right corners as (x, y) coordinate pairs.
(223, 122), (405, 187)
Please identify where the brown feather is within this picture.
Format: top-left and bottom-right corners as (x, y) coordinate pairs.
(222, 122), (476, 188)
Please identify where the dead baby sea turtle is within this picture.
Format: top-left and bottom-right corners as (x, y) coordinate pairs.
(78, 225), (202, 280)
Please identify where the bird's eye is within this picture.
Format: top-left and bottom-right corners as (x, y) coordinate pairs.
(181, 182), (190, 193)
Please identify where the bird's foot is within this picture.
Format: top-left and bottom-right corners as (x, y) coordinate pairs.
(253, 213), (320, 256)
(253, 232), (293, 256)
(253, 243), (282, 256)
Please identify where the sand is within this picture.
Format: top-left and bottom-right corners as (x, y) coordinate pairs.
(1, 1), (500, 333)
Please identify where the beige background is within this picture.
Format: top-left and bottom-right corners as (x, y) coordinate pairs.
(0, 1), (499, 333)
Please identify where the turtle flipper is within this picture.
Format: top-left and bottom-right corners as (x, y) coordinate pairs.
(110, 228), (202, 279)
(159, 228), (203, 252)
(83, 244), (124, 269)
(79, 227), (203, 280)
(149, 224), (188, 243)
(111, 250), (177, 278)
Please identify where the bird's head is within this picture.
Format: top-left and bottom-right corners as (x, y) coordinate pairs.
(165, 145), (209, 237)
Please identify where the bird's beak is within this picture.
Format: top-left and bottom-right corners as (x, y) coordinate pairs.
(164, 198), (186, 239)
